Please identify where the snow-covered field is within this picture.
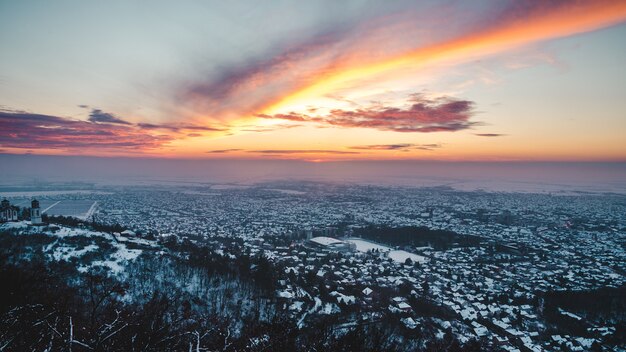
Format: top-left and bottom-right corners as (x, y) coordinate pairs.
(52, 244), (99, 261)
(6, 198), (98, 219)
(345, 238), (427, 264)
(345, 238), (388, 252)
(387, 250), (426, 264)
(44, 200), (97, 219)
(0, 190), (110, 197)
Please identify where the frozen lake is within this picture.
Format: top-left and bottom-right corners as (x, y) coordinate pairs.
(345, 238), (427, 264)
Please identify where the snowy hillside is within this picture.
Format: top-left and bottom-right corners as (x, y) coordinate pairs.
(1, 221), (154, 275)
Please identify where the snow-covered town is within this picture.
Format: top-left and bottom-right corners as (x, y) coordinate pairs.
(1, 182), (624, 351)
(3, 0), (626, 350)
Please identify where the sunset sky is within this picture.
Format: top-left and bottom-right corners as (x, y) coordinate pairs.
(1, 0), (626, 161)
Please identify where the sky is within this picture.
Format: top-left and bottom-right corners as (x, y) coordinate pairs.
(1, 0), (626, 162)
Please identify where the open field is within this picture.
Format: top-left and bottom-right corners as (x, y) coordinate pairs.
(345, 238), (427, 264)
(5, 198), (97, 220)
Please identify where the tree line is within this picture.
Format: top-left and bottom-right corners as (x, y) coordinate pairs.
(354, 225), (481, 250)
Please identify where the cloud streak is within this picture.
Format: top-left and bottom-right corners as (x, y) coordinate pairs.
(475, 133), (506, 137)
(259, 94), (476, 133)
(0, 110), (223, 153)
(137, 122), (224, 132)
(206, 149), (242, 154)
(350, 143), (442, 151)
(249, 149), (359, 155)
(178, 1), (626, 125)
(88, 109), (132, 125)
(238, 124), (302, 133)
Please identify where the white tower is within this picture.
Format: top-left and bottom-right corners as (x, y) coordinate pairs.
(30, 199), (43, 225)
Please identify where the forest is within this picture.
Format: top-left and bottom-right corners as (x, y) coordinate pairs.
(541, 286), (625, 344)
(0, 227), (483, 351)
(354, 225), (482, 250)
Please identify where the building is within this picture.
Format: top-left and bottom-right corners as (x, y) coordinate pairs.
(30, 199), (44, 225)
(307, 236), (356, 252)
(1, 199), (18, 222)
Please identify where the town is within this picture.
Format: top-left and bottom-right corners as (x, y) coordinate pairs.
(1, 181), (624, 351)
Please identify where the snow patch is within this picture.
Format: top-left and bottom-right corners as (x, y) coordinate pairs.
(345, 238), (427, 263)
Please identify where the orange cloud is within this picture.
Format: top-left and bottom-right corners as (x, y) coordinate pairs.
(259, 94), (476, 132)
(264, 1), (626, 115)
(178, 1), (626, 127)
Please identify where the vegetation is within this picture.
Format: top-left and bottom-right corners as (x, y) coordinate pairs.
(0, 227), (485, 351)
(542, 286), (626, 343)
(43, 214), (128, 233)
(354, 225), (481, 250)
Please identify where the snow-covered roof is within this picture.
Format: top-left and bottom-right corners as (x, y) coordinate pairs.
(310, 236), (344, 246)
(397, 302), (412, 310)
(277, 290), (294, 299)
(401, 317), (418, 329)
(474, 326), (489, 337)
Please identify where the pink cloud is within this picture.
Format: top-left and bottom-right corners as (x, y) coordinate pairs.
(259, 94), (476, 133)
(177, 1), (626, 122)
(0, 110), (222, 153)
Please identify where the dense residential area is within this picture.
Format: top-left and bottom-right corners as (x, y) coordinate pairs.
(3, 0), (626, 350)
(1, 182), (624, 351)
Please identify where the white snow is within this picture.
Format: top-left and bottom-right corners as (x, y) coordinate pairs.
(52, 244), (98, 261)
(277, 290), (294, 299)
(320, 303), (340, 315)
(3, 221), (149, 276)
(344, 238), (388, 252)
(310, 236), (344, 246)
(401, 317), (418, 329)
(388, 250), (426, 264)
(289, 301), (304, 311)
(345, 238), (427, 263)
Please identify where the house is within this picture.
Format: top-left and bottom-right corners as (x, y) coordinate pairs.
(0, 199), (18, 222)
(401, 317), (418, 329)
(397, 302), (412, 312)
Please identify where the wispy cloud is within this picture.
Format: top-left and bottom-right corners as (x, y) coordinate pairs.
(238, 124), (302, 133)
(88, 109), (132, 125)
(350, 143), (442, 151)
(249, 149), (359, 155)
(179, 15), (391, 118)
(206, 148), (242, 154)
(259, 94), (476, 133)
(137, 122), (224, 132)
(0, 110), (223, 153)
(177, 1), (626, 123)
(475, 133), (506, 137)
(0, 111), (167, 151)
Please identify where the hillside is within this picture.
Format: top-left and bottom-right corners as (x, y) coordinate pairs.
(0, 222), (290, 351)
(0, 222), (430, 351)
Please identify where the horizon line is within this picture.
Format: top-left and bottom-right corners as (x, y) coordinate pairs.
(1, 153), (625, 164)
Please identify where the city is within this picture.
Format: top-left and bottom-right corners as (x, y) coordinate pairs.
(1, 0), (625, 350)
(1, 182), (624, 350)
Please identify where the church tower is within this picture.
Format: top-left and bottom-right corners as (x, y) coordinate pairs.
(30, 199), (43, 225)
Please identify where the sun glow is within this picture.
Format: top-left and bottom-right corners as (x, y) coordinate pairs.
(262, 1), (626, 117)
